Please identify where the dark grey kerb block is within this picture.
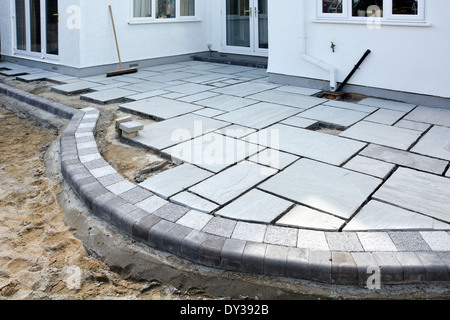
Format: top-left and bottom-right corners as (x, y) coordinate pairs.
(331, 252), (358, 285)
(241, 242), (267, 275)
(285, 247), (309, 280)
(79, 181), (109, 211)
(163, 224), (194, 257)
(393, 252), (426, 283)
(110, 202), (139, 228)
(351, 252), (378, 285)
(121, 207), (153, 236)
(221, 238), (247, 271)
(180, 230), (210, 263)
(264, 244), (289, 277)
(372, 252), (403, 283)
(132, 214), (162, 242)
(415, 252), (449, 282)
(92, 192), (128, 222)
(198, 234), (226, 268)
(147, 220), (177, 251)
(73, 176), (98, 197)
(308, 250), (332, 283)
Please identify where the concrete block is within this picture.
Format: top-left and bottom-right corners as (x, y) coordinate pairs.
(132, 214), (161, 242)
(308, 250), (332, 283)
(394, 252), (426, 283)
(147, 220), (176, 250)
(331, 252), (358, 284)
(181, 230), (210, 262)
(285, 247), (310, 280)
(264, 244), (288, 276)
(198, 234), (226, 267)
(163, 224), (193, 256)
(372, 252), (403, 283)
(152, 202), (189, 222)
(351, 252), (379, 285)
(415, 252), (449, 281)
(241, 242), (267, 275)
(221, 238), (246, 271)
(119, 186), (153, 204)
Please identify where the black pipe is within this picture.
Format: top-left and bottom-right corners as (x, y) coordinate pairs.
(336, 49), (371, 92)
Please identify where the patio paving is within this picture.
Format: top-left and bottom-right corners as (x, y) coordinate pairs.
(2, 59), (450, 285)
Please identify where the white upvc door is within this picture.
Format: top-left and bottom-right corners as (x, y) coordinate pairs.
(12, 0), (59, 60)
(222, 0), (268, 57)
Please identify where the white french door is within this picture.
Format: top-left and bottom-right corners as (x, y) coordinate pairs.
(223, 0), (268, 56)
(13, 0), (59, 59)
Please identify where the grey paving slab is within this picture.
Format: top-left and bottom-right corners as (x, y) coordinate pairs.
(195, 94), (257, 112)
(404, 105), (450, 127)
(215, 102), (300, 130)
(360, 144), (448, 175)
(248, 149), (299, 170)
(119, 96), (203, 120)
(139, 164), (213, 199)
(177, 91), (220, 103)
(326, 232), (364, 252)
(212, 82), (278, 97)
(447, 168), (450, 178)
(176, 210), (213, 230)
(164, 132), (262, 173)
(324, 100), (378, 113)
(394, 119), (431, 132)
(340, 121), (422, 150)
(246, 124), (366, 166)
(343, 155), (396, 179)
(215, 124), (256, 139)
(357, 232), (398, 251)
(280, 117), (317, 129)
(297, 229), (329, 251)
(388, 232), (432, 252)
(183, 73), (232, 84)
(363, 108), (406, 125)
(344, 200), (450, 232)
(275, 85), (322, 96)
(411, 126), (450, 161)
(192, 107), (226, 118)
(152, 202), (189, 222)
(136, 195), (168, 213)
(170, 191), (219, 213)
(210, 65), (257, 74)
(373, 167), (450, 223)
(247, 90), (326, 109)
(144, 71), (200, 83)
(51, 81), (97, 95)
(231, 222), (267, 242)
(358, 97), (417, 112)
(419, 231), (450, 251)
(16, 72), (59, 82)
(168, 83), (212, 95)
(275, 205), (346, 231)
(121, 81), (169, 93)
(215, 189), (293, 224)
(296, 105), (368, 128)
(264, 225), (298, 247)
(125, 89), (170, 101)
(129, 114), (230, 150)
(202, 217), (237, 238)
(189, 161), (277, 205)
(259, 158), (381, 219)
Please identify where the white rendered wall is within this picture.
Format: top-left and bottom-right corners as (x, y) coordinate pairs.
(1, 0), (13, 57)
(268, 0), (450, 98)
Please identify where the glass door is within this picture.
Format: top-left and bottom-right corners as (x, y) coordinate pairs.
(224, 0), (268, 56)
(14, 0), (58, 58)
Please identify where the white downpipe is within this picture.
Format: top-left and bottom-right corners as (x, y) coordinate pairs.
(300, 0), (337, 91)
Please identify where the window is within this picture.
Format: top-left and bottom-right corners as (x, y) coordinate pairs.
(317, 0), (425, 22)
(131, 0), (195, 22)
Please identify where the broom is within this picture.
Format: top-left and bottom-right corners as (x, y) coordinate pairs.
(107, 5), (138, 77)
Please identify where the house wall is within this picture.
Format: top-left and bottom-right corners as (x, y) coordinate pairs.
(268, 0), (450, 100)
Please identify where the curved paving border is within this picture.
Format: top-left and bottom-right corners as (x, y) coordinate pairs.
(1, 83), (449, 286)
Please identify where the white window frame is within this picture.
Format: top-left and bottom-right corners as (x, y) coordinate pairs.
(129, 0), (198, 24)
(316, 0), (426, 24)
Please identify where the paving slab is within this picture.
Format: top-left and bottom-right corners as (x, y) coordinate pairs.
(404, 106), (450, 127)
(144, 71), (200, 83)
(411, 126), (450, 161)
(231, 222), (267, 242)
(264, 226), (298, 247)
(343, 155), (395, 179)
(193, 107), (225, 118)
(129, 114), (230, 151)
(419, 231), (450, 251)
(215, 102), (300, 130)
(176, 210), (213, 230)
(358, 97), (417, 112)
(51, 81), (97, 95)
(214, 189), (293, 224)
(81, 88), (137, 104)
(373, 167), (450, 223)
(165, 132), (262, 173)
(247, 90), (326, 109)
(168, 83), (212, 95)
(345, 200), (450, 231)
(248, 149), (299, 170)
(183, 73), (232, 84)
(119, 96), (203, 120)
(340, 121), (422, 150)
(280, 116), (317, 129)
(364, 108), (406, 125)
(324, 100), (378, 113)
(297, 105), (369, 128)
(246, 124), (366, 166)
(139, 164), (213, 199)
(189, 161), (277, 205)
(170, 191), (219, 213)
(212, 82), (278, 97)
(297, 229), (329, 251)
(215, 124), (256, 139)
(195, 94), (258, 112)
(394, 119), (431, 132)
(360, 144), (448, 175)
(388, 232), (432, 252)
(274, 85), (322, 96)
(16, 72), (59, 82)
(178, 91), (220, 103)
(275, 205), (346, 231)
(259, 158), (382, 219)
(121, 81), (169, 93)
(357, 232), (398, 251)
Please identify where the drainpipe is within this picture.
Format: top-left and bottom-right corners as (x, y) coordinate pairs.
(300, 0), (337, 91)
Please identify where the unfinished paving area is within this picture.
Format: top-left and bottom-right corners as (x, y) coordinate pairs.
(1, 60), (449, 285)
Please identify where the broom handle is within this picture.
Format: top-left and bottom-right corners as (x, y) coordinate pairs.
(109, 5), (123, 70)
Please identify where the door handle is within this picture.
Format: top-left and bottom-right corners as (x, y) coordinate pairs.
(53, 13), (59, 23)
(254, 7), (258, 17)
(244, 8), (253, 17)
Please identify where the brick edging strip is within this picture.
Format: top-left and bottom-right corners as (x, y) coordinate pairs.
(2, 83), (449, 286)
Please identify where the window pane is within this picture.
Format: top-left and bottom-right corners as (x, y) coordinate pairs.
(15, 0), (26, 50)
(393, 0), (418, 15)
(156, 0), (175, 18)
(323, 0), (343, 13)
(352, 0), (383, 17)
(258, 0), (268, 49)
(133, 0), (152, 17)
(180, 0), (195, 16)
(46, 0), (58, 55)
(30, 0), (42, 53)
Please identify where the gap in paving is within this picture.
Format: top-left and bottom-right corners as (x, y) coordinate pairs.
(306, 121), (346, 136)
